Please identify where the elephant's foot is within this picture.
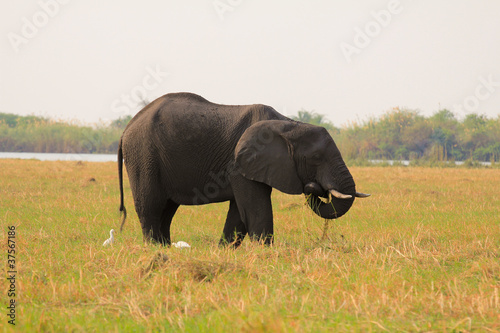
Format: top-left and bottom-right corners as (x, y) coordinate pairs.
(142, 227), (171, 246)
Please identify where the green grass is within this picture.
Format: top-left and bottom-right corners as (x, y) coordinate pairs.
(1, 160), (499, 332)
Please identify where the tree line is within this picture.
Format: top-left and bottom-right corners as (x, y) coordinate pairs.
(0, 113), (132, 154)
(1, 109), (499, 164)
(330, 108), (500, 164)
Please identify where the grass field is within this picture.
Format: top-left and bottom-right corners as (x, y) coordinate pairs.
(1, 159), (499, 332)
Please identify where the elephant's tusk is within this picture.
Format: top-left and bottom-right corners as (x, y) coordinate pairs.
(329, 189), (352, 199)
(355, 192), (371, 198)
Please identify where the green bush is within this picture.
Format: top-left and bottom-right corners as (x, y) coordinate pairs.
(0, 113), (130, 153)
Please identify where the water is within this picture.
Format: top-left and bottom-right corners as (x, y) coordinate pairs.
(1, 153), (493, 166)
(368, 159), (492, 166)
(0, 152), (117, 162)
(369, 159), (410, 166)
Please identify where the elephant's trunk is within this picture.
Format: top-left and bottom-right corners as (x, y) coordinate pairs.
(306, 192), (355, 219)
(304, 165), (356, 219)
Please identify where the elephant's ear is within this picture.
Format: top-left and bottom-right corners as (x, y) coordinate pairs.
(234, 121), (303, 195)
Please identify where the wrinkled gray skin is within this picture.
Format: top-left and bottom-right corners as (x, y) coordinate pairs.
(118, 93), (368, 247)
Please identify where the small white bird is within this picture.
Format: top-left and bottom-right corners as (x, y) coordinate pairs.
(103, 229), (115, 246)
(172, 241), (191, 249)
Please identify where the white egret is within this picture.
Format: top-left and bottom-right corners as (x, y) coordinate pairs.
(103, 229), (115, 246)
(172, 241), (190, 248)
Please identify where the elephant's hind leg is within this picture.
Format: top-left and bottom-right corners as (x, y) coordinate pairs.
(140, 200), (179, 246)
(158, 200), (179, 245)
(219, 199), (247, 248)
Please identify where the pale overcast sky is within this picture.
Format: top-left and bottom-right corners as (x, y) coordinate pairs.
(1, 1), (499, 126)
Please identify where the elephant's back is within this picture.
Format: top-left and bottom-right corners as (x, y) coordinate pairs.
(121, 92), (286, 204)
(143, 92), (286, 143)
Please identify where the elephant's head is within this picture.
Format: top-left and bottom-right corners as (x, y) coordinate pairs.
(234, 120), (369, 219)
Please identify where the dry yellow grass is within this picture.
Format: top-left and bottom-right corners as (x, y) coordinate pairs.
(1, 160), (499, 332)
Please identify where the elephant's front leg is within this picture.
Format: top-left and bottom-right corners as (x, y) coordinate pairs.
(230, 174), (274, 245)
(219, 199), (247, 248)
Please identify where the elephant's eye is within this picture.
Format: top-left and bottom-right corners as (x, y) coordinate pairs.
(309, 153), (323, 164)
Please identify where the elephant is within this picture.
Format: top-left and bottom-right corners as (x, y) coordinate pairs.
(118, 92), (369, 247)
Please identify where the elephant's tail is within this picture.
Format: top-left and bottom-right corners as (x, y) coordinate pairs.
(118, 138), (127, 232)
